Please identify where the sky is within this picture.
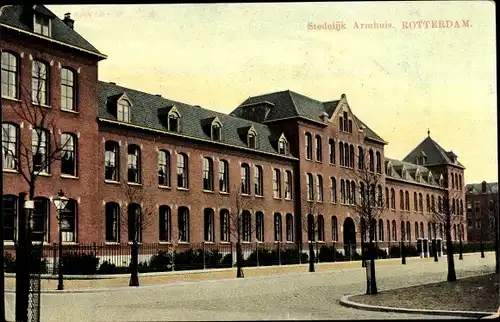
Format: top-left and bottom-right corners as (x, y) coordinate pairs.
(49, 2), (497, 184)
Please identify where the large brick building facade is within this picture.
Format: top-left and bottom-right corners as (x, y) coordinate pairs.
(466, 182), (498, 242)
(1, 6), (467, 254)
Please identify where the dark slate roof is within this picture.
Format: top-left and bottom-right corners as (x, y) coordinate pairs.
(466, 182), (498, 195)
(97, 81), (295, 158)
(385, 157), (443, 188)
(0, 5), (104, 57)
(403, 136), (465, 168)
(231, 90), (385, 143)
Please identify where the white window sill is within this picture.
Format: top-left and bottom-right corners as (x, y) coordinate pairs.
(127, 182), (142, 186)
(177, 187), (189, 191)
(219, 191), (230, 195)
(203, 241), (215, 244)
(158, 241), (172, 245)
(220, 241), (231, 244)
(241, 194), (251, 198)
(178, 241), (190, 244)
(104, 180), (120, 185)
(105, 241), (120, 245)
(127, 242), (143, 245)
(273, 197), (282, 200)
(158, 185), (171, 189)
(60, 108), (79, 114)
(62, 241), (78, 245)
(3, 241), (15, 246)
(2, 169), (19, 173)
(255, 195), (264, 198)
(37, 172), (51, 177)
(1, 95), (21, 102)
(32, 103), (51, 109)
(203, 189), (215, 194)
(61, 174), (78, 180)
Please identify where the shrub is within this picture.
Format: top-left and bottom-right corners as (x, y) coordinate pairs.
(389, 245), (401, 258)
(4, 251), (48, 274)
(61, 252), (99, 275)
(149, 250), (174, 271)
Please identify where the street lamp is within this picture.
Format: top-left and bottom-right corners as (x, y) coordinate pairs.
(53, 189), (69, 291)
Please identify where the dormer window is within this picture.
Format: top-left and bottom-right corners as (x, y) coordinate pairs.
(117, 99), (131, 123)
(168, 112), (179, 132)
(428, 172), (434, 184)
(248, 131), (257, 149)
(415, 170), (420, 182)
(34, 14), (51, 37)
(211, 123), (221, 141)
(278, 135), (289, 155)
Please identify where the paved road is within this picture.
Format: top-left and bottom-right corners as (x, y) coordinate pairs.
(5, 253), (495, 321)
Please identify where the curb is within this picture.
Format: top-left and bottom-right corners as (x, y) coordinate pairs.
(339, 273), (496, 319)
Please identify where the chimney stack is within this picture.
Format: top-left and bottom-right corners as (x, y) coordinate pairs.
(63, 12), (74, 29)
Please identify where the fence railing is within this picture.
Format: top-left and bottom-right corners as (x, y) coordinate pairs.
(3, 240), (495, 275)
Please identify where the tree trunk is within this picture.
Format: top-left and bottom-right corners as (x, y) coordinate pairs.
(361, 235), (366, 268)
(308, 241), (315, 272)
(366, 223), (378, 295)
(236, 241), (244, 278)
(459, 235), (463, 260)
(129, 239), (139, 286)
(433, 237), (438, 262)
(445, 217), (457, 282)
(495, 218), (499, 274)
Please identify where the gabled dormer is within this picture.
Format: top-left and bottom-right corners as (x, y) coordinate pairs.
(401, 166), (409, 180)
(329, 94), (356, 134)
(32, 5), (53, 37)
(428, 171), (434, 185)
(238, 125), (258, 149)
(107, 92), (132, 123)
(158, 105), (181, 133)
(414, 168), (421, 182)
(439, 174), (444, 187)
(277, 133), (289, 155)
(201, 116), (222, 141)
(385, 160), (393, 176)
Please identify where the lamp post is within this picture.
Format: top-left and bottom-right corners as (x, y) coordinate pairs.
(53, 189), (69, 291)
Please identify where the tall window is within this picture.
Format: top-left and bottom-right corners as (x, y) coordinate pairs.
(348, 119), (353, 133)
(399, 190), (404, 210)
(351, 181), (356, 204)
(105, 202), (119, 242)
(61, 68), (76, 111)
(32, 197), (49, 242)
(315, 135), (322, 161)
(256, 211), (264, 242)
(378, 185), (383, 207)
(177, 153), (189, 188)
(329, 139), (335, 164)
(286, 213), (293, 242)
(317, 215), (325, 241)
(284, 170), (293, 200)
(332, 216), (338, 241)
(426, 194), (430, 212)
(202, 157), (214, 191)
(61, 133), (77, 176)
(159, 206), (171, 242)
(127, 203), (142, 242)
(242, 211), (251, 242)
(415, 222), (419, 239)
(346, 180), (351, 205)
(127, 145), (141, 183)
(405, 191), (410, 211)
(341, 179), (346, 204)
(349, 145), (355, 168)
(378, 219), (384, 241)
(274, 213), (282, 242)
(240, 163), (250, 195)
(344, 144), (349, 167)
(220, 209), (230, 242)
(305, 132), (312, 159)
(32, 128), (49, 174)
(104, 141), (119, 181)
(392, 220), (397, 241)
(219, 160), (229, 193)
(390, 188), (395, 209)
(376, 151), (381, 173)
(204, 208), (215, 242)
(413, 192), (418, 211)
(62, 199), (77, 242)
(406, 221), (411, 241)
(254, 165), (263, 196)
(431, 195), (435, 211)
(117, 99), (131, 123)
(358, 147), (364, 170)
(386, 187), (390, 209)
(278, 138), (287, 154)
(369, 149), (374, 172)
(34, 14), (50, 36)
(316, 174), (323, 202)
(419, 193), (423, 212)
(339, 142), (344, 166)
(1, 52), (19, 98)
(330, 177), (337, 203)
(178, 207), (189, 242)
(387, 220), (391, 241)
(306, 173), (314, 200)
(32, 60), (48, 105)
(247, 131), (256, 148)
(211, 123), (221, 141)
(339, 116), (344, 131)
(273, 169), (282, 198)
(2, 123), (18, 170)
(158, 150), (170, 186)
(3, 195), (17, 241)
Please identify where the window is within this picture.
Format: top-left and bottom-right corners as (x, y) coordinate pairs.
(330, 177), (337, 203)
(428, 223), (432, 239)
(117, 99), (131, 123)
(61, 68), (76, 111)
(451, 174), (455, 189)
(256, 211), (264, 242)
(390, 188), (395, 209)
(177, 153), (189, 189)
(254, 165), (263, 196)
(358, 147), (364, 170)
(278, 138), (288, 154)
(387, 220), (391, 241)
(32, 128), (49, 174)
(220, 209), (230, 242)
(386, 187), (390, 208)
(316, 174), (323, 202)
(127, 145), (141, 183)
(376, 151), (381, 173)
(1, 52), (19, 98)
(274, 213), (282, 242)
(419, 193), (423, 212)
(346, 180), (351, 205)
(399, 190), (404, 210)
(420, 222), (424, 239)
(315, 135), (322, 161)
(405, 191), (410, 211)
(348, 119), (353, 133)
(426, 194), (430, 212)
(392, 220), (397, 241)
(286, 213), (293, 242)
(332, 216), (338, 241)
(211, 123), (221, 141)
(2, 123), (18, 170)
(273, 169), (282, 198)
(369, 149), (374, 172)
(204, 208), (215, 242)
(475, 218), (481, 229)
(344, 144), (349, 168)
(459, 175), (462, 190)
(61, 133), (77, 176)
(438, 196), (442, 212)
(413, 192), (418, 211)
(284, 170), (293, 200)
(242, 211), (251, 242)
(305, 132), (312, 160)
(104, 141), (119, 181)
(474, 201), (480, 213)
(247, 131), (257, 148)
(339, 116), (344, 131)
(378, 185), (383, 207)
(340, 180), (346, 204)
(431, 195), (435, 212)
(178, 207), (189, 242)
(240, 163), (250, 195)
(349, 145), (355, 168)
(3, 195), (17, 241)
(406, 221), (411, 241)
(219, 160), (229, 193)
(339, 142), (344, 166)
(378, 219), (384, 241)
(329, 139), (335, 164)
(168, 112), (179, 132)
(32, 197), (49, 242)
(351, 181), (356, 205)
(317, 215), (325, 241)
(343, 112), (348, 131)
(34, 14), (51, 36)
(202, 157), (214, 191)
(158, 150), (170, 186)
(32, 60), (49, 105)
(61, 199), (77, 242)
(127, 203), (142, 242)
(159, 206), (171, 242)
(306, 173), (314, 200)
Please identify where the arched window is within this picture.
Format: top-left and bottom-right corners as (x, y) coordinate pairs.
(458, 175), (462, 190)
(392, 220), (397, 241)
(158, 150), (171, 186)
(306, 173), (314, 200)
(1, 51), (19, 98)
(419, 193), (423, 212)
(204, 208), (215, 242)
(378, 219), (384, 241)
(406, 221), (411, 241)
(61, 68), (76, 111)
(3, 195), (18, 241)
(219, 159), (229, 193)
(399, 190), (404, 210)
(377, 185), (383, 207)
(241, 163), (251, 194)
(127, 145), (141, 183)
(332, 216), (338, 241)
(376, 151), (381, 173)
(386, 220), (391, 241)
(242, 210), (251, 242)
(178, 206), (190, 242)
(315, 135), (322, 161)
(386, 187), (390, 209)
(415, 222), (419, 239)
(32, 197), (49, 242)
(104, 141), (119, 181)
(254, 165), (263, 196)
(61, 132), (77, 176)
(390, 188), (395, 209)
(346, 180), (351, 204)
(105, 202), (119, 242)
(305, 132), (312, 159)
(340, 179), (346, 204)
(339, 142), (344, 166)
(316, 174), (324, 202)
(274, 213), (282, 242)
(317, 215), (325, 241)
(284, 170), (293, 200)
(273, 169), (282, 198)
(344, 144), (349, 167)
(329, 139), (335, 164)
(420, 222), (424, 239)
(405, 191), (410, 211)
(451, 174), (455, 189)
(331, 177), (337, 203)
(168, 111), (180, 132)
(286, 213), (294, 242)
(247, 130), (257, 148)
(413, 192), (418, 211)
(431, 195), (435, 212)
(32, 127), (50, 174)
(255, 211), (264, 242)
(117, 98), (131, 123)
(177, 153), (189, 189)
(62, 199), (77, 242)
(2, 123), (19, 170)
(32, 60), (49, 105)
(400, 221), (405, 241)
(202, 157), (214, 191)
(220, 209), (230, 242)
(159, 205), (171, 242)
(369, 149), (374, 172)
(127, 203), (142, 242)
(349, 145), (355, 168)
(358, 147), (364, 170)
(211, 122), (221, 141)
(351, 181), (356, 204)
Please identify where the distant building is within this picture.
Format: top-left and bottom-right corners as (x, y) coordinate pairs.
(466, 182), (498, 242)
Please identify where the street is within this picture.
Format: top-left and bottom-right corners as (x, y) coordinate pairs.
(5, 253), (494, 321)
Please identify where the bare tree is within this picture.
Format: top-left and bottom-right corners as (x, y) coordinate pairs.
(118, 181), (156, 286)
(300, 178), (322, 273)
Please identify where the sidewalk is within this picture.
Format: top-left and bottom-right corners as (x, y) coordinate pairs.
(4, 253), (475, 293)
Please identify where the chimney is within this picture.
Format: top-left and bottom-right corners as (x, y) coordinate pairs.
(63, 13), (74, 29)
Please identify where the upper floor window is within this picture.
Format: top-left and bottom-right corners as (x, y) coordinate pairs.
(358, 147), (364, 170)
(273, 169), (282, 198)
(305, 132), (312, 160)
(34, 14), (51, 36)
(330, 177), (337, 203)
(343, 112), (348, 132)
(368, 149), (374, 172)
(61, 68), (76, 111)
(375, 151), (381, 173)
(386, 188), (390, 209)
(241, 163), (250, 195)
(127, 145), (141, 183)
(247, 130), (257, 149)
(426, 194), (430, 212)
(219, 159), (229, 193)
(349, 144), (355, 168)
(329, 139), (335, 164)
(31, 128), (49, 174)
(158, 150), (171, 187)
(390, 188), (395, 209)
(399, 189), (404, 210)
(1, 52), (19, 99)
(278, 136), (288, 155)
(348, 119), (353, 133)
(315, 135), (322, 161)
(61, 133), (77, 177)
(202, 157), (214, 191)
(316, 174), (324, 202)
(404, 191), (410, 211)
(104, 141), (119, 181)
(176, 153), (189, 189)
(419, 193), (423, 212)
(284, 170), (293, 200)
(32, 60), (49, 105)
(339, 116), (344, 131)
(254, 165), (263, 196)
(2, 123), (18, 170)
(117, 99), (131, 123)
(306, 173), (314, 201)
(211, 123), (221, 141)
(339, 142), (344, 166)
(344, 144), (349, 168)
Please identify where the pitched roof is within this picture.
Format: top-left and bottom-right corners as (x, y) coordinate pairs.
(402, 136), (465, 168)
(97, 81), (296, 159)
(0, 5), (104, 58)
(466, 182), (498, 195)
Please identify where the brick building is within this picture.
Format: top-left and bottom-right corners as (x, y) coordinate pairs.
(1, 5), (467, 255)
(466, 182), (498, 242)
